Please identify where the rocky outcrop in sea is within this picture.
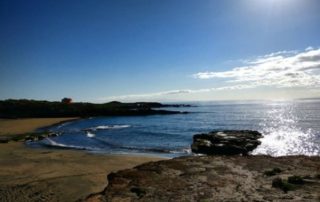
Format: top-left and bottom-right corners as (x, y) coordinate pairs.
(191, 130), (262, 155)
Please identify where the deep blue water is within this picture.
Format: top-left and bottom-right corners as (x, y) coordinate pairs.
(28, 100), (320, 157)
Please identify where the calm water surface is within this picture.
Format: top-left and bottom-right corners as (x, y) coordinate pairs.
(28, 100), (320, 157)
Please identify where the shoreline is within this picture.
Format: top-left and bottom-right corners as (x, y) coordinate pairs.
(3, 118), (319, 201)
(0, 117), (80, 136)
(0, 118), (164, 201)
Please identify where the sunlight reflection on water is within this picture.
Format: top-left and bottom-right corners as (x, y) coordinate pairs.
(253, 102), (320, 156)
(32, 101), (320, 157)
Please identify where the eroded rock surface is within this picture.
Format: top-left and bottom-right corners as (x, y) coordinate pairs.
(191, 130), (262, 155)
(88, 155), (320, 202)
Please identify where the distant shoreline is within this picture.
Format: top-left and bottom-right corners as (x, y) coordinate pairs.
(0, 99), (188, 118)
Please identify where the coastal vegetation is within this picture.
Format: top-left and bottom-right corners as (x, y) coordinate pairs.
(0, 99), (186, 118)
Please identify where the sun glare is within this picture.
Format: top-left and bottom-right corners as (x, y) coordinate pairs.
(249, 0), (300, 8)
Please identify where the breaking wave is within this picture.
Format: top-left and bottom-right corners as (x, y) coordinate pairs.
(84, 124), (131, 131)
(43, 138), (95, 150)
(86, 131), (96, 138)
(42, 137), (190, 156)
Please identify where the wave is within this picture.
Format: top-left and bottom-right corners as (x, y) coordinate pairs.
(41, 136), (191, 156)
(86, 131), (96, 138)
(119, 146), (173, 153)
(43, 138), (92, 150)
(121, 146), (192, 155)
(173, 147), (192, 154)
(56, 122), (71, 129)
(83, 134), (191, 155)
(90, 136), (119, 147)
(84, 124), (131, 131)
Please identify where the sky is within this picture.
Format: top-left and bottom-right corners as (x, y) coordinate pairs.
(1, 0), (320, 102)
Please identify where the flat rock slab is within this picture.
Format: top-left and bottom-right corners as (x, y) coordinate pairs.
(88, 155), (320, 202)
(191, 130), (263, 155)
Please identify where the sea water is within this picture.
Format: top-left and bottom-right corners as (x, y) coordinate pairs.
(28, 100), (320, 157)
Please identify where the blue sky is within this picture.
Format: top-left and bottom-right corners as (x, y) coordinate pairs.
(1, 0), (320, 102)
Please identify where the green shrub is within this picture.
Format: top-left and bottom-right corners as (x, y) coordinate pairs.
(272, 177), (295, 193)
(288, 175), (305, 185)
(130, 187), (146, 198)
(303, 175), (312, 179)
(264, 167), (282, 176)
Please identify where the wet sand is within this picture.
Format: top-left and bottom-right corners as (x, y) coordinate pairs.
(0, 118), (163, 201)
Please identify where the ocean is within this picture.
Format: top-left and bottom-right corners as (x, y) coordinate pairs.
(28, 100), (320, 158)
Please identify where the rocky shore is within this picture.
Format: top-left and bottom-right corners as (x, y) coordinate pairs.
(89, 155), (320, 202)
(0, 131), (61, 143)
(87, 130), (320, 202)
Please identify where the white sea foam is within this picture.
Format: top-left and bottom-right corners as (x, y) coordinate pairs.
(45, 138), (87, 150)
(56, 121), (72, 129)
(183, 148), (192, 154)
(168, 148), (191, 154)
(86, 124), (131, 131)
(86, 131), (96, 138)
(253, 105), (320, 156)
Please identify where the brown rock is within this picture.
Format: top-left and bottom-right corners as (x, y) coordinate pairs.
(87, 155), (320, 202)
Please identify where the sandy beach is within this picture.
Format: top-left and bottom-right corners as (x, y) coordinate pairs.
(0, 118), (163, 201)
(0, 118), (79, 135)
